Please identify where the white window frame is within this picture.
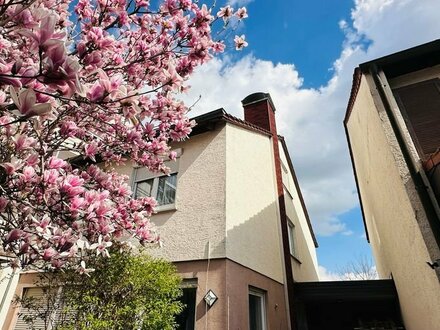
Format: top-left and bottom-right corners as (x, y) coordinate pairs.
(131, 149), (182, 212)
(133, 173), (178, 212)
(287, 219), (296, 257)
(248, 287), (267, 330)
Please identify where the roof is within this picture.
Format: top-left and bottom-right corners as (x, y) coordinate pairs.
(345, 39), (440, 124)
(294, 279), (398, 302)
(190, 108), (272, 137)
(343, 67), (362, 126)
(359, 39), (440, 78)
(343, 39), (440, 243)
(343, 68), (369, 241)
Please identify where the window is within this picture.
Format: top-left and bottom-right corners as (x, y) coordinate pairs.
(134, 173), (177, 206)
(248, 287), (267, 330)
(132, 152), (181, 210)
(281, 160), (292, 194)
(287, 220), (296, 257)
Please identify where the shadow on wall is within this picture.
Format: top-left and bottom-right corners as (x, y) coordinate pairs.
(225, 197), (319, 283)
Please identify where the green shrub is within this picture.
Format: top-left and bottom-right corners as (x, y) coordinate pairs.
(15, 250), (183, 330)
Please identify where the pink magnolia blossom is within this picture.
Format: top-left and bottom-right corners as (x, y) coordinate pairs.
(78, 260), (95, 275)
(48, 157), (66, 169)
(90, 235), (112, 257)
(43, 248), (58, 261)
(235, 7), (248, 20)
(10, 88), (52, 117)
(0, 197), (9, 212)
(0, 0), (247, 270)
(234, 35), (248, 50)
(217, 5), (233, 20)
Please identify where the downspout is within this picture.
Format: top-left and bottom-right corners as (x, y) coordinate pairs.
(369, 65), (440, 254)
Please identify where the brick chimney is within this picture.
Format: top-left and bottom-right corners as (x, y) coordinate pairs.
(241, 92), (278, 135)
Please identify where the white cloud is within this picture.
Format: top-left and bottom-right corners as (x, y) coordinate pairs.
(227, 0), (253, 6)
(318, 265), (344, 281)
(181, 0), (440, 236)
(318, 264), (378, 281)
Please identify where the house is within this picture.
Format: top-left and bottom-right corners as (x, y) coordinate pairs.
(344, 40), (440, 330)
(1, 93), (320, 330)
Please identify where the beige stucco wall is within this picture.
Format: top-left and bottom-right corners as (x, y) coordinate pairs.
(115, 122), (286, 283)
(279, 142), (319, 282)
(225, 124), (284, 283)
(114, 126), (228, 262)
(116, 121), (317, 284)
(347, 74), (440, 330)
(144, 127), (227, 262)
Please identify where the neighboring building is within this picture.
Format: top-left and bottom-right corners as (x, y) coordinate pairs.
(344, 40), (440, 330)
(2, 93), (319, 330)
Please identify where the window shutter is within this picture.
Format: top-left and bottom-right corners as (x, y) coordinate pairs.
(394, 79), (440, 159)
(14, 288), (47, 330)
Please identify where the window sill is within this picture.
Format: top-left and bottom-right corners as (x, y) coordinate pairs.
(291, 254), (302, 265)
(154, 203), (177, 213)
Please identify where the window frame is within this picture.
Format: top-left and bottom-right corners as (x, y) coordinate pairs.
(248, 287), (267, 330)
(287, 218), (296, 258)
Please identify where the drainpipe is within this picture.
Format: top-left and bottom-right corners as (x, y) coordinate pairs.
(369, 65), (440, 257)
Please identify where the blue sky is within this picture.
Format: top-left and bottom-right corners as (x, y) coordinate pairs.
(238, 0), (354, 87)
(182, 0), (440, 277)
(236, 0), (369, 274)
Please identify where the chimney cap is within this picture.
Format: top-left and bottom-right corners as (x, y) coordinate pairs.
(241, 92), (276, 112)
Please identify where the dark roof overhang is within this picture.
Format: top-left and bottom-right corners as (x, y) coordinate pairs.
(342, 40), (440, 244)
(360, 39), (440, 78)
(345, 39), (440, 125)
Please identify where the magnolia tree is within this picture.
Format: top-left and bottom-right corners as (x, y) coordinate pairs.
(0, 0), (247, 270)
